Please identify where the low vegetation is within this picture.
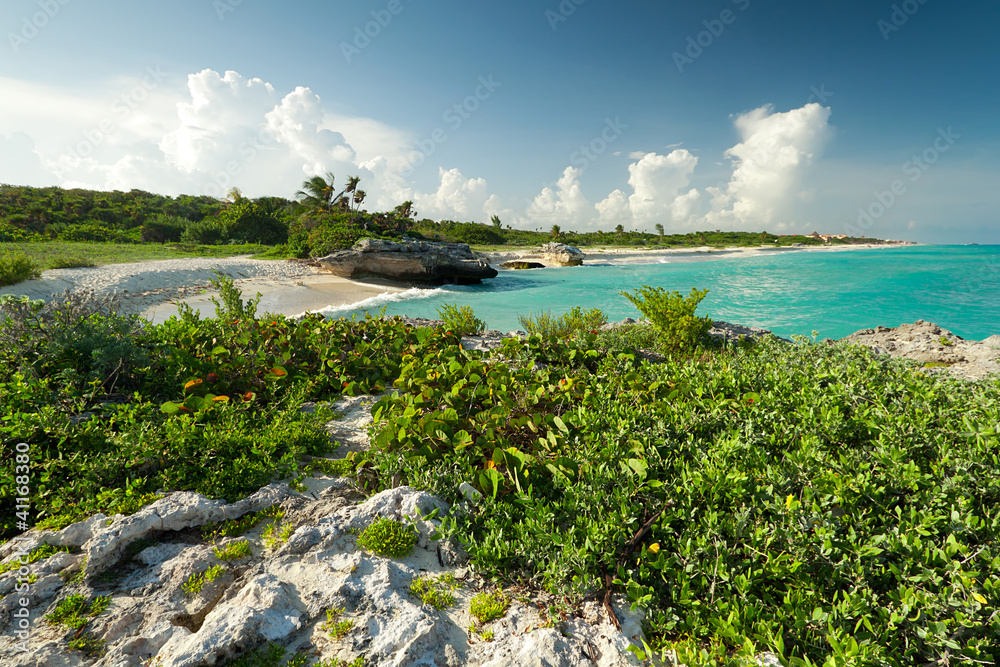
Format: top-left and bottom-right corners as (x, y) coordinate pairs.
(0, 251), (41, 287)
(437, 302), (487, 335)
(181, 564), (225, 596)
(3, 278), (997, 666)
(356, 517), (417, 558)
(518, 306), (607, 339)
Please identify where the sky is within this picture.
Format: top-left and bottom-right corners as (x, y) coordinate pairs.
(1, 0), (998, 243)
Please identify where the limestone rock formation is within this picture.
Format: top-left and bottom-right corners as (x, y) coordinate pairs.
(316, 239), (498, 285)
(842, 320), (1000, 380)
(537, 243), (585, 267)
(500, 261), (546, 270)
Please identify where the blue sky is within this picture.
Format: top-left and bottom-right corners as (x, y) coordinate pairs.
(1, 0), (998, 242)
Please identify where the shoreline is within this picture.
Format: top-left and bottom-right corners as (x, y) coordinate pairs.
(481, 241), (914, 267)
(0, 242), (915, 323)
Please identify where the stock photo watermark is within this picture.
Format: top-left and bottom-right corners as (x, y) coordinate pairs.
(62, 66), (167, 165)
(848, 126), (958, 236)
(673, 0), (751, 73)
(878, 0), (930, 41)
(529, 117), (628, 205)
(203, 126), (278, 198)
(546, 0), (587, 31)
(10, 442), (33, 652)
(213, 0), (243, 20)
(401, 75), (502, 176)
(7, 0), (72, 53)
(341, 0), (413, 63)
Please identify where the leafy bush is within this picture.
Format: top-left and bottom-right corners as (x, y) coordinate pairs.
(0, 251), (41, 286)
(368, 334), (1000, 665)
(181, 218), (227, 245)
(55, 223), (135, 243)
(437, 303), (486, 335)
(213, 540), (252, 561)
(356, 517), (417, 558)
(518, 306), (607, 339)
(140, 214), (188, 243)
(0, 291), (149, 392)
(305, 219), (364, 256)
(219, 201), (288, 245)
(619, 285), (712, 354)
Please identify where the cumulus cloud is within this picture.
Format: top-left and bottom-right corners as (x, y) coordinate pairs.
(704, 103), (832, 228)
(525, 167), (592, 227)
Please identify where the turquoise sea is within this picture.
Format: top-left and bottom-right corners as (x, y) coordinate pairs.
(329, 245), (1000, 341)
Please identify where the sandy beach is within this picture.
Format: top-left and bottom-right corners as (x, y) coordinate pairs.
(482, 242), (907, 267)
(0, 256), (401, 323)
(0, 243), (906, 323)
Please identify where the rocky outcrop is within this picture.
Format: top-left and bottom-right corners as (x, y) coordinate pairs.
(316, 239), (498, 285)
(708, 320), (785, 344)
(0, 399), (646, 667)
(500, 261), (546, 270)
(842, 320), (1000, 380)
(537, 243), (585, 267)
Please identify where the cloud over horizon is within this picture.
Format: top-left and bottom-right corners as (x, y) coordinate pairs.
(0, 69), (833, 233)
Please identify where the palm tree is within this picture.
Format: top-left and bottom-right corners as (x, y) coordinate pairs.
(341, 176), (361, 222)
(654, 223), (665, 237)
(394, 200), (415, 219)
(549, 224), (562, 240)
(296, 172), (338, 211)
(353, 189), (367, 229)
(615, 224), (625, 237)
(490, 214), (502, 230)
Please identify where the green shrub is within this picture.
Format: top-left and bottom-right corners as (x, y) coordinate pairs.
(469, 589), (509, 625)
(322, 607), (355, 640)
(181, 218), (227, 244)
(306, 220), (364, 256)
(356, 517), (417, 558)
(410, 573), (459, 610)
(518, 306), (606, 339)
(619, 285), (712, 354)
(437, 303), (486, 335)
(219, 202), (288, 245)
(0, 251), (41, 286)
(45, 594), (110, 630)
(140, 214), (188, 243)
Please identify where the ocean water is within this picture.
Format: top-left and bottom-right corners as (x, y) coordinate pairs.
(328, 245), (1000, 341)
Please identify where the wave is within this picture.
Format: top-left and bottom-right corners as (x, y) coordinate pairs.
(302, 287), (450, 319)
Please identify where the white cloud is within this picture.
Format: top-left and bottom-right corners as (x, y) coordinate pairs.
(705, 103), (833, 229)
(525, 166), (592, 227)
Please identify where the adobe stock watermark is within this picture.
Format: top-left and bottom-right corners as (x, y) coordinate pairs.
(203, 126), (278, 198)
(847, 126), (959, 237)
(62, 66), (167, 166)
(546, 0), (587, 31)
(8, 0), (72, 54)
(10, 442), (34, 652)
(528, 117), (629, 205)
(214, 0), (243, 21)
(673, 0), (751, 73)
(878, 0), (930, 41)
(341, 0), (413, 63)
(401, 76), (502, 177)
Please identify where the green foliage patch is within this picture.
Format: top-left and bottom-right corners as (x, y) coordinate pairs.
(0, 251), (41, 286)
(469, 589), (509, 625)
(356, 518), (417, 558)
(437, 303), (486, 335)
(518, 306), (607, 340)
(619, 285), (713, 354)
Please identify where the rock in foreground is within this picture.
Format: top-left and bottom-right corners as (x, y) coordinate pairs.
(316, 239), (498, 285)
(843, 320), (1000, 380)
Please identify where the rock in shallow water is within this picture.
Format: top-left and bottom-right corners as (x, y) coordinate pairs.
(316, 238), (498, 285)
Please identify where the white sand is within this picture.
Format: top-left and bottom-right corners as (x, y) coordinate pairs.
(0, 256), (399, 322)
(482, 243), (904, 267)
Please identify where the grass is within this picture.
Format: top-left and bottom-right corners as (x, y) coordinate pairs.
(322, 607), (355, 640)
(213, 540), (252, 561)
(469, 589), (509, 625)
(0, 544), (70, 574)
(202, 505), (284, 542)
(0, 241), (289, 272)
(45, 594), (110, 630)
(182, 564), (225, 595)
(410, 573), (459, 610)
